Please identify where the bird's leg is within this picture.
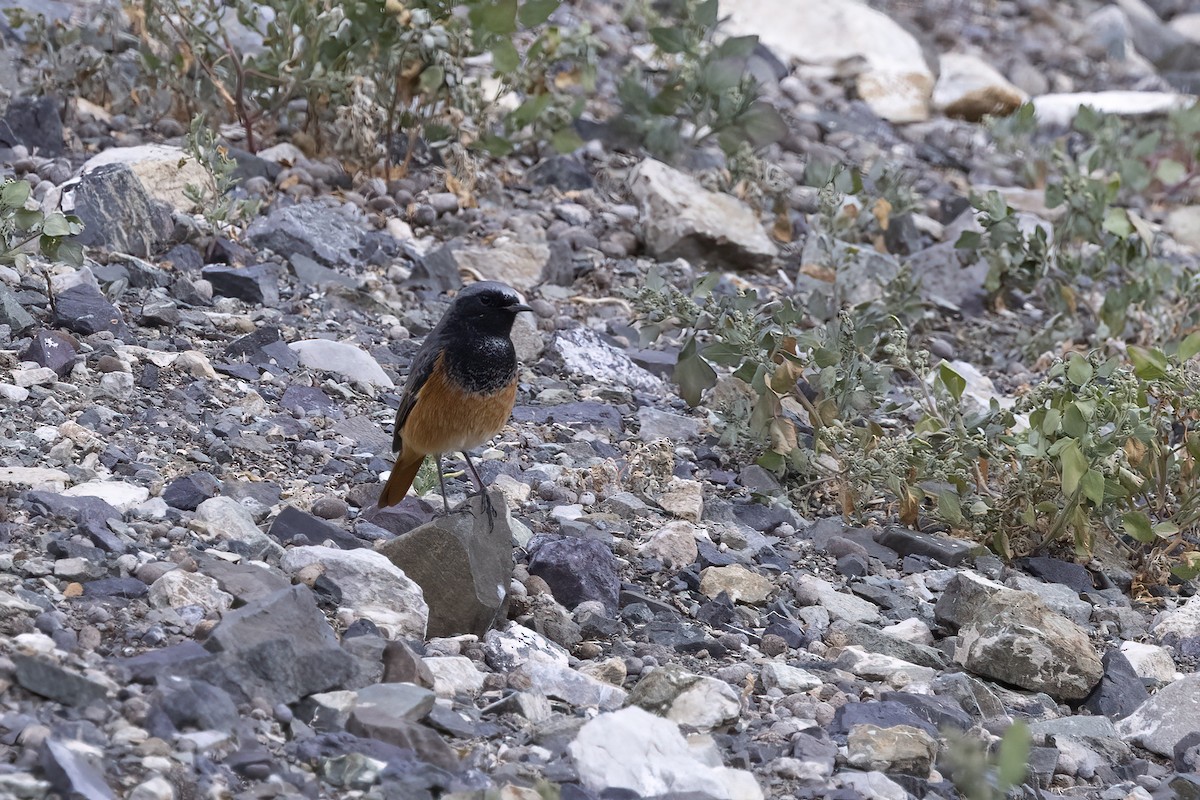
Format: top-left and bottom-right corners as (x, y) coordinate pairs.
(462, 450), (497, 522)
(435, 454), (450, 514)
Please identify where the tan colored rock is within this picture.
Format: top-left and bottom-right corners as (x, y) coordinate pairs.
(699, 564), (773, 604)
(933, 53), (1027, 121)
(82, 145), (215, 213)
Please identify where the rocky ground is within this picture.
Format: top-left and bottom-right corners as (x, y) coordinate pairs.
(2, 0), (1200, 799)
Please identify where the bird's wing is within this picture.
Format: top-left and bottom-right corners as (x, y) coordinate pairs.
(392, 336), (444, 453)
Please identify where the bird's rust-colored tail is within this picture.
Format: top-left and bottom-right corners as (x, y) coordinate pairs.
(379, 451), (426, 507)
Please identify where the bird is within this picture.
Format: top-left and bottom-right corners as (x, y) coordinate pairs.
(378, 280), (532, 511)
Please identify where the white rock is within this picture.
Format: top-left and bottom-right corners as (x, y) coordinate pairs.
(699, 564), (773, 604)
(453, 239), (549, 293)
(1151, 593), (1200, 642)
(658, 477), (705, 523)
(193, 496), (280, 560)
(1033, 91), (1196, 128)
(257, 142), (307, 164)
(881, 618), (934, 646)
(1120, 641), (1178, 685)
(1118, 674), (1200, 757)
(280, 545), (428, 639)
(0, 467), (70, 492)
(82, 144), (215, 212)
(553, 327), (666, 394)
(639, 521), (700, 570)
(423, 655), (486, 698)
(62, 480), (150, 512)
(1165, 206), (1200, 251)
(569, 706), (763, 800)
(1171, 13), (1200, 42)
(927, 360), (1016, 417)
(724, 0), (933, 123)
(630, 159), (778, 270)
(0, 384), (30, 402)
(836, 769), (911, 800)
(483, 625), (570, 671)
(129, 776), (175, 800)
(10, 367), (57, 387)
(760, 662), (823, 693)
(288, 339), (395, 388)
(511, 658), (627, 711)
(933, 53), (1027, 121)
(835, 646), (936, 685)
(795, 575), (881, 624)
(148, 570), (233, 615)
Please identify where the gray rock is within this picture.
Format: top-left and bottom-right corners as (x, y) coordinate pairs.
(280, 545), (428, 639)
(52, 283), (132, 340)
(1005, 574), (1092, 625)
(193, 496), (280, 560)
(289, 339), (395, 388)
(0, 283), (35, 333)
(154, 676), (240, 732)
(528, 534), (620, 613)
(630, 158), (778, 271)
(355, 682), (436, 721)
(376, 490), (511, 638)
(933, 570), (1014, 629)
(930, 672), (1011, 731)
(1152, 593), (1200, 643)
(955, 591), (1103, 701)
(846, 723), (938, 777)
(831, 701), (938, 737)
(794, 575), (881, 624)
(203, 584), (356, 705)
(529, 155), (593, 190)
(192, 552), (291, 605)
(875, 525), (977, 566)
(345, 711), (458, 771)
(290, 252), (355, 287)
(201, 263), (282, 306)
(12, 654), (109, 707)
(627, 665), (741, 730)
(245, 202), (367, 267)
(68, 163), (173, 257)
(0, 96), (65, 155)
(40, 739), (113, 800)
(511, 658), (627, 711)
(880, 692), (972, 732)
(830, 620), (947, 670)
(1028, 715), (1120, 740)
(1118, 674), (1200, 757)
(637, 406), (702, 442)
(162, 472), (219, 511)
(269, 505), (363, 550)
(553, 327), (666, 394)
(1083, 649), (1150, 720)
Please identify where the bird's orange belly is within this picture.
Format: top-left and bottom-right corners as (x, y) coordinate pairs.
(401, 366), (517, 455)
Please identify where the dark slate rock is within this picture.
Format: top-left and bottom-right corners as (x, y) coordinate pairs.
(382, 639), (435, 687)
(696, 538), (740, 568)
(192, 552), (291, 605)
(0, 282), (35, 332)
(1019, 555), (1096, 593)
(161, 243), (205, 272)
(269, 505), (363, 550)
(112, 641), (215, 684)
(40, 739), (114, 800)
(96, 254), (171, 289)
(22, 329), (79, 377)
(289, 731), (458, 791)
(730, 501), (802, 533)
(206, 235), (255, 266)
(346, 709), (459, 771)
(763, 618), (807, 648)
(1165, 774), (1200, 800)
(528, 155), (593, 191)
(281, 385), (341, 416)
(203, 584), (356, 705)
(875, 525), (977, 566)
(52, 283), (132, 339)
(511, 401), (622, 431)
(224, 325), (299, 370)
(377, 490), (513, 638)
(162, 471), (220, 511)
(290, 252), (355, 287)
(836, 553), (868, 577)
(245, 202), (366, 267)
(407, 239), (463, 292)
(70, 163), (172, 257)
(829, 700), (938, 737)
(881, 691), (972, 731)
(222, 478), (283, 508)
(883, 211), (924, 255)
(802, 518), (899, 563)
(528, 534), (620, 613)
(0, 95), (64, 155)
(153, 677), (240, 733)
(12, 653), (109, 706)
(834, 621), (947, 669)
(201, 262), (282, 306)
(227, 146), (282, 182)
(1084, 649), (1150, 720)
(82, 577), (147, 598)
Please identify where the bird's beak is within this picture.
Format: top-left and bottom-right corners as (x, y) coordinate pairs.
(511, 304), (533, 314)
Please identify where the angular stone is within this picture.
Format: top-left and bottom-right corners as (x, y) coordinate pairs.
(829, 621), (946, 670)
(1152, 593), (1200, 643)
(657, 477), (705, 522)
(511, 658), (627, 711)
(269, 505), (363, 550)
(1118, 674), (1200, 757)
(568, 706), (763, 799)
(639, 521), (699, 571)
(876, 526), (977, 567)
(933, 53), (1027, 121)
(12, 654), (108, 707)
(933, 570), (1014, 629)
(1083, 649), (1149, 720)
(551, 327), (666, 395)
(831, 701), (937, 738)
(40, 739), (113, 800)
(424, 655), (486, 698)
(162, 472), (220, 511)
(245, 202), (367, 267)
(0, 96), (65, 155)
(345, 712), (458, 771)
(52, 283), (132, 340)
(68, 162), (172, 258)
(699, 564), (773, 605)
(760, 662), (823, 693)
(355, 682), (436, 721)
(795, 575), (881, 624)
(148, 570), (233, 615)
(193, 496), (279, 560)
(955, 591), (1102, 701)
(280, 545), (428, 639)
(835, 647), (936, 685)
(192, 552), (291, 605)
(376, 490), (512, 638)
(847, 724), (938, 777)
(81, 144), (214, 212)
(201, 263), (281, 306)
(0, 282), (35, 333)
(155, 676), (239, 732)
(453, 238), (549, 293)
(880, 692), (972, 732)
(203, 584), (356, 705)
(627, 665), (741, 731)
(21, 328), (78, 376)
(630, 158), (777, 270)
(1018, 555), (1096, 593)
(527, 534), (619, 613)
(1120, 640), (1178, 685)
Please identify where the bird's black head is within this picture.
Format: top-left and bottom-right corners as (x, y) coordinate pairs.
(448, 281), (532, 336)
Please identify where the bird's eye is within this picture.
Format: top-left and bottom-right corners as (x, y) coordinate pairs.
(480, 295), (495, 307)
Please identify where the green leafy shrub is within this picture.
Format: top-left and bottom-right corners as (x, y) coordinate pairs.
(1, 179), (85, 270)
(183, 115), (261, 233)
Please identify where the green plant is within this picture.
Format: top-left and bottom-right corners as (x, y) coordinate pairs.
(1, 179), (85, 270)
(183, 115), (262, 234)
(614, 0), (786, 161)
(945, 721), (1031, 800)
